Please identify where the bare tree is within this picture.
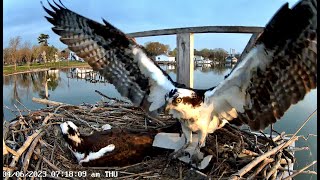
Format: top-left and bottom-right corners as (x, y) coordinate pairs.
(3, 48), (11, 65)
(8, 36), (22, 71)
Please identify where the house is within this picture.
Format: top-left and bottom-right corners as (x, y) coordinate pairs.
(194, 55), (204, 61)
(68, 51), (85, 62)
(225, 56), (238, 64)
(155, 54), (175, 62)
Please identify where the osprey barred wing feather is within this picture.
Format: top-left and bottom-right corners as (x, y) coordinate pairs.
(205, 0), (317, 130)
(42, 1), (176, 114)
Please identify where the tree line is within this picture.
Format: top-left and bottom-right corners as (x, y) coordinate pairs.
(3, 34), (71, 71)
(3, 35), (238, 71)
(144, 42), (240, 62)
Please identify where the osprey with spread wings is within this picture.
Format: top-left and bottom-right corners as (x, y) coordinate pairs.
(43, 0), (317, 164)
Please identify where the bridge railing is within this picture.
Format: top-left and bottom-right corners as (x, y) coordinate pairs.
(127, 26), (264, 88)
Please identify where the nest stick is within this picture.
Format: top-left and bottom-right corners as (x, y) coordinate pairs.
(265, 152), (282, 179)
(13, 104), (24, 119)
(276, 109), (317, 154)
(228, 136), (298, 180)
(15, 99), (31, 113)
(5, 130), (42, 180)
(33, 150), (61, 172)
(247, 158), (274, 180)
(63, 109), (100, 131)
(3, 120), (10, 140)
(32, 97), (71, 106)
(272, 132), (285, 142)
(95, 89), (127, 103)
(241, 149), (259, 157)
(22, 131), (45, 174)
(3, 139), (18, 156)
(282, 161), (317, 180)
(277, 167), (317, 175)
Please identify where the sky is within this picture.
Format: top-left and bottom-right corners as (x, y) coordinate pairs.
(4, 0), (299, 54)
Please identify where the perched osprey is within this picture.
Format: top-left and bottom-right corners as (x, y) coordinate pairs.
(43, 0), (317, 165)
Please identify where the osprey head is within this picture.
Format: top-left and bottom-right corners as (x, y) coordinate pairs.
(165, 88), (205, 119)
(60, 121), (82, 147)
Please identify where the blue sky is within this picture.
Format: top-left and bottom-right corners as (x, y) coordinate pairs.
(4, 0), (299, 53)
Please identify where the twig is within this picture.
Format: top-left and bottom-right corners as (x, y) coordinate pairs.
(33, 150), (61, 172)
(5, 130), (43, 180)
(63, 109), (100, 131)
(272, 132), (285, 142)
(241, 149), (259, 157)
(51, 140), (57, 161)
(54, 105), (74, 114)
(145, 113), (166, 126)
(95, 90), (127, 103)
(278, 167), (317, 175)
(287, 146), (309, 152)
(247, 158), (274, 180)
(42, 113), (53, 125)
(3, 139), (18, 156)
(3, 120), (10, 140)
(16, 99), (31, 113)
(115, 162), (145, 170)
(32, 97), (71, 106)
(276, 109), (317, 154)
(32, 158), (42, 180)
(294, 134), (317, 141)
(265, 152), (282, 179)
(3, 167), (16, 171)
(228, 136), (298, 180)
(211, 159), (227, 174)
(13, 104), (24, 119)
(22, 131), (45, 174)
(282, 161), (317, 180)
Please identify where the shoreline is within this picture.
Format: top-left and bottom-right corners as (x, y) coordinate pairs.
(3, 64), (91, 76)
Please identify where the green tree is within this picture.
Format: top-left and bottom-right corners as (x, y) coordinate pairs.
(20, 41), (32, 68)
(38, 34), (50, 46)
(144, 42), (170, 57)
(45, 45), (59, 62)
(169, 48), (177, 57)
(199, 48), (211, 58)
(213, 48), (228, 62)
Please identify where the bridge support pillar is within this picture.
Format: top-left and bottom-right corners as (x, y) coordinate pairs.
(176, 33), (194, 88)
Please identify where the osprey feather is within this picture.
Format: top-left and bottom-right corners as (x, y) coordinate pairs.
(43, 0), (317, 165)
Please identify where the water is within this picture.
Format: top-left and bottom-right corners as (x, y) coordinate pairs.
(3, 65), (317, 179)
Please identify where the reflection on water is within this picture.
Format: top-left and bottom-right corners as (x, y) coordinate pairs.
(2, 65), (317, 179)
(3, 70), (61, 104)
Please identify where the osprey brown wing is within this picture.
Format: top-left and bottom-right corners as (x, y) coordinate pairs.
(205, 0), (317, 130)
(42, 1), (176, 114)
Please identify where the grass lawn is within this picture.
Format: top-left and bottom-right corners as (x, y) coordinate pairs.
(3, 61), (90, 75)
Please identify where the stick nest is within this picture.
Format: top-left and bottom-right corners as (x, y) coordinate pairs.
(3, 96), (302, 180)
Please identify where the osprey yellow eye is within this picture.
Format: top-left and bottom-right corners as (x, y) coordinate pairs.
(175, 97), (182, 103)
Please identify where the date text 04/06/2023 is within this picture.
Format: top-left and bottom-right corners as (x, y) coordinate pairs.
(3, 171), (87, 178)
(3, 171), (119, 178)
